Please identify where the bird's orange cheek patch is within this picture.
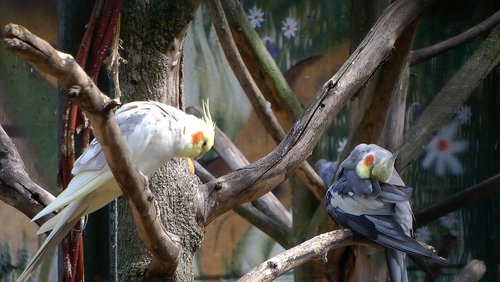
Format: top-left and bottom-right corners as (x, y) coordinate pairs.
(364, 154), (374, 167)
(192, 131), (204, 145)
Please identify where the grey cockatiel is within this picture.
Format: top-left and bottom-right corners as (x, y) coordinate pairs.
(315, 159), (338, 187)
(325, 143), (447, 281)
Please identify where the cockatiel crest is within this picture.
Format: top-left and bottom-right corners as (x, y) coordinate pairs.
(17, 100), (215, 282)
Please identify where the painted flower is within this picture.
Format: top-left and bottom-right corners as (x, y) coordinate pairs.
(439, 212), (459, 231)
(422, 121), (468, 176)
(415, 226), (431, 243)
(247, 6), (265, 29)
(455, 105), (472, 125)
(337, 137), (347, 154)
(281, 17), (299, 39)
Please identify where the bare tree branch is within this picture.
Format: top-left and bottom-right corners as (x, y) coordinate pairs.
(410, 10), (500, 65)
(206, 0), (326, 200)
(188, 106), (293, 243)
(0, 124), (55, 226)
(2, 24), (180, 277)
(415, 174), (500, 227)
(197, 0), (439, 226)
(397, 24), (500, 172)
(452, 260), (486, 282)
(238, 230), (353, 282)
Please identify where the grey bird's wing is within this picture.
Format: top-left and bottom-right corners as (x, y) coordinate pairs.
(326, 177), (447, 265)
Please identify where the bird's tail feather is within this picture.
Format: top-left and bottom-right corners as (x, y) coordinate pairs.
(386, 248), (408, 282)
(32, 172), (110, 222)
(17, 200), (87, 282)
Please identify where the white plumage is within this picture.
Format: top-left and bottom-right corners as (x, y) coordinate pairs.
(17, 101), (215, 282)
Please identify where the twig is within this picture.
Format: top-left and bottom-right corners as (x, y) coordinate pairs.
(415, 173), (500, 227)
(197, 0), (438, 226)
(410, 10), (500, 65)
(2, 24), (180, 277)
(238, 230), (353, 282)
(0, 125), (55, 226)
(397, 24), (500, 172)
(452, 260), (486, 282)
(206, 0), (326, 200)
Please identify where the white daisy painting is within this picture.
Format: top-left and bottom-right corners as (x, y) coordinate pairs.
(415, 226), (431, 243)
(281, 17), (299, 39)
(336, 137), (347, 154)
(455, 105), (472, 125)
(422, 121), (468, 176)
(247, 6), (265, 29)
(439, 212), (459, 231)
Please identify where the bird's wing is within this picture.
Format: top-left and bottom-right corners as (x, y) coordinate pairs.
(338, 209), (445, 263)
(377, 181), (413, 203)
(72, 101), (165, 174)
(34, 102), (167, 221)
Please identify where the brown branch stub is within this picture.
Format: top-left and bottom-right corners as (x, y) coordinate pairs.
(0, 124), (55, 226)
(238, 229), (353, 282)
(410, 10), (500, 65)
(415, 174), (500, 227)
(452, 259), (486, 282)
(2, 23), (180, 277)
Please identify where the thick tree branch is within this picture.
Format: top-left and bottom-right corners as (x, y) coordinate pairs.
(0, 125), (55, 226)
(397, 24), (500, 172)
(197, 0), (439, 226)
(340, 20), (418, 160)
(415, 174), (500, 227)
(238, 230), (354, 282)
(410, 10), (500, 65)
(2, 24), (180, 277)
(206, 0), (326, 200)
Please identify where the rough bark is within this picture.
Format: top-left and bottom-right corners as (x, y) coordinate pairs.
(116, 1), (201, 280)
(239, 230), (354, 282)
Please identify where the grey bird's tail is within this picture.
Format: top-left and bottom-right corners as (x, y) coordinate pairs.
(386, 248), (408, 282)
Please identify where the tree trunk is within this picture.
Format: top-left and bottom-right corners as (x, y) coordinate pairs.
(116, 1), (202, 280)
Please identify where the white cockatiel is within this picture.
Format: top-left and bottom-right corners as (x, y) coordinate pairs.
(17, 101), (215, 282)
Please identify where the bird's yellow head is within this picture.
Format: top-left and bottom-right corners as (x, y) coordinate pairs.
(182, 100), (215, 158)
(356, 153), (375, 179)
(352, 143), (398, 182)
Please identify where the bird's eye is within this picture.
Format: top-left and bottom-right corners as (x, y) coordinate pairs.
(202, 140), (207, 147)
